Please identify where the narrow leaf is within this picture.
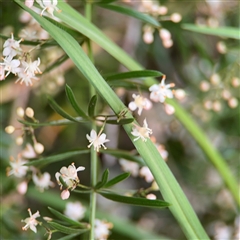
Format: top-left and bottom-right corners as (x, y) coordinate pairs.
(47, 96), (80, 122)
(48, 222), (89, 234)
(99, 191), (170, 208)
(104, 172), (130, 188)
(95, 0), (118, 4)
(88, 95), (97, 117)
(25, 149), (90, 167)
(18, 118), (85, 127)
(99, 4), (160, 28)
(65, 84), (88, 118)
(105, 70), (164, 81)
(182, 24), (240, 40)
(95, 169), (109, 189)
(104, 118), (134, 125)
(48, 207), (87, 228)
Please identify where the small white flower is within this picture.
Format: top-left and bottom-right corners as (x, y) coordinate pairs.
(7, 156), (28, 178)
(149, 75), (175, 103)
(1, 56), (21, 78)
(22, 208), (41, 233)
(119, 159), (139, 177)
(64, 202), (86, 221)
(55, 163), (85, 189)
(128, 94), (152, 115)
(15, 69), (39, 86)
(3, 33), (22, 59)
(22, 58), (42, 76)
(131, 119), (152, 142)
(86, 129), (110, 152)
(139, 166), (154, 183)
(32, 172), (54, 192)
(94, 219), (113, 240)
(36, 0), (60, 16)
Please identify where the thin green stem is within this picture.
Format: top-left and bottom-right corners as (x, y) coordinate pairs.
(85, 2), (97, 240)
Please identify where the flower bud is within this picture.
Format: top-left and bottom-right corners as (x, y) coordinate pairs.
(174, 89), (186, 100)
(146, 193), (157, 200)
(228, 98), (238, 108)
(159, 28), (171, 40)
(216, 41), (227, 54)
(17, 181), (28, 195)
(143, 31), (154, 44)
(5, 125), (15, 134)
(170, 13), (182, 23)
(162, 39), (173, 48)
(61, 189), (70, 200)
(231, 77), (240, 88)
(210, 74), (221, 85)
(17, 107), (25, 118)
(24, 0), (34, 8)
(199, 81), (210, 92)
(34, 142), (44, 154)
(204, 100), (212, 110)
(222, 90), (231, 100)
(158, 6), (168, 15)
(212, 101), (222, 112)
(16, 136), (24, 145)
(25, 107), (34, 118)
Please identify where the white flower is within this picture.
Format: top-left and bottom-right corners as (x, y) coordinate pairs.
(131, 119), (152, 142)
(128, 94), (152, 115)
(22, 208), (41, 233)
(86, 130), (110, 152)
(149, 75), (175, 103)
(139, 166), (154, 183)
(7, 156), (28, 178)
(15, 69), (39, 86)
(1, 56), (21, 78)
(119, 159), (139, 177)
(55, 163), (85, 189)
(36, 0), (60, 16)
(64, 202), (86, 221)
(22, 58), (42, 75)
(3, 33), (22, 59)
(61, 189), (70, 200)
(94, 219), (113, 240)
(32, 172), (54, 192)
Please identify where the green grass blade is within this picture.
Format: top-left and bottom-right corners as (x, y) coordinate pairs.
(182, 24), (240, 40)
(104, 172), (130, 188)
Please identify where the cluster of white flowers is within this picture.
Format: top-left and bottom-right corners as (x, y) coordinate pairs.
(139, 0), (182, 47)
(128, 75), (175, 142)
(55, 163), (85, 200)
(0, 33), (42, 86)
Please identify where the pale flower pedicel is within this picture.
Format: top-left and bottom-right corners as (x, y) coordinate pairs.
(86, 129), (110, 152)
(22, 208), (41, 233)
(149, 75), (175, 103)
(131, 119), (152, 142)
